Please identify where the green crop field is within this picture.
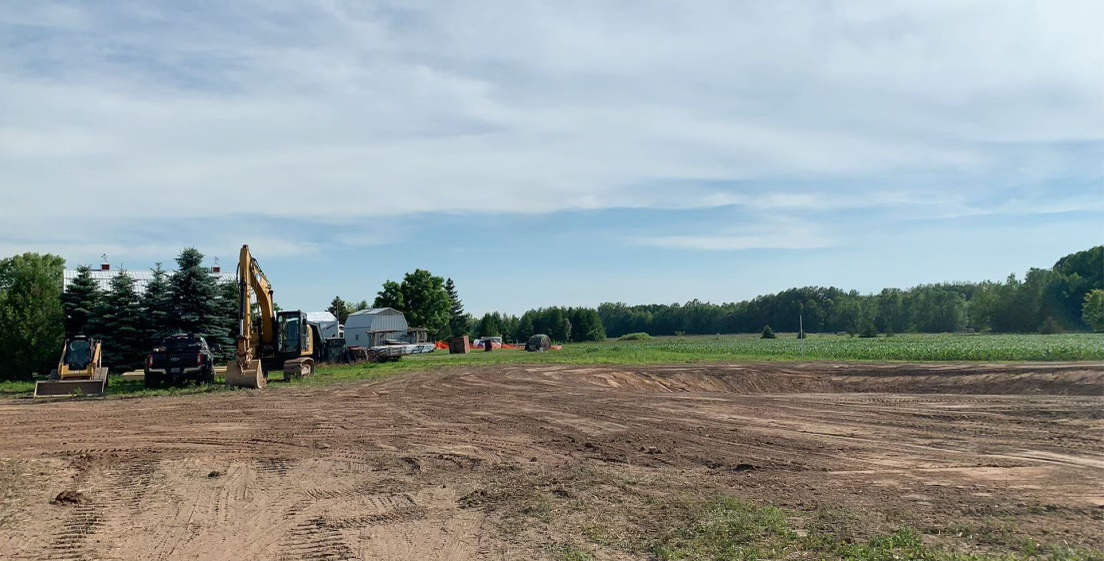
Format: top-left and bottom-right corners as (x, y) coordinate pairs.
(6, 333), (1100, 400)
(393, 332), (1104, 367)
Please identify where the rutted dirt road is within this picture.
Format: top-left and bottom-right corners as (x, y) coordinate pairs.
(0, 362), (1101, 560)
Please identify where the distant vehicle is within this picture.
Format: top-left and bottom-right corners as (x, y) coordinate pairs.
(33, 336), (109, 397)
(146, 334), (217, 388)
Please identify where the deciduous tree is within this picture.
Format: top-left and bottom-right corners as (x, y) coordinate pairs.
(0, 253), (65, 380)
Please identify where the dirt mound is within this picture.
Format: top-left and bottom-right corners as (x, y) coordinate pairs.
(575, 363), (1104, 395)
(51, 490), (87, 505)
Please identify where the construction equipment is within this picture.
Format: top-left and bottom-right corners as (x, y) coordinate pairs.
(224, 244), (316, 389)
(34, 336), (109, 398)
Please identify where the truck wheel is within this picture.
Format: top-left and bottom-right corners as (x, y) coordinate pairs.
(144, 372), (161, 389)
(201, 366), (215, 385)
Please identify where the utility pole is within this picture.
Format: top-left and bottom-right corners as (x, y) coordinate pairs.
(799, 312), (805, 357)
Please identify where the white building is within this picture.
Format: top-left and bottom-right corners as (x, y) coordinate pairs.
(305, 311), (343, 340)
(344, 308), (409, 347)
(63, 263), (235, 294)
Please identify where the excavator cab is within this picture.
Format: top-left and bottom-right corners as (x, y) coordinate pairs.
(277, 311), (309, 356)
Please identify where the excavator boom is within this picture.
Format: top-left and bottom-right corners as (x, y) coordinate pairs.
(225, 245), (269, 388)
(224, 244), (315, 389)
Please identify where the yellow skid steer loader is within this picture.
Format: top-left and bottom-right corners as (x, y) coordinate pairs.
(34, 336), (109, 398)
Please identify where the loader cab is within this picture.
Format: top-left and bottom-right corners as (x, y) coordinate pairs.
(64, 337), (93, 371)
(276, 311), (312, 357)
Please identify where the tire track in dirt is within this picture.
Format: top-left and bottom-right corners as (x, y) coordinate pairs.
(1, 362), (1102, 559)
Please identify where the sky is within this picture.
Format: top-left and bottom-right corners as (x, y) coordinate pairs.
(1, 0), (1102, 316)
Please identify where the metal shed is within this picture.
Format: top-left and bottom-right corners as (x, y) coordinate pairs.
(344, 308), (409, 347)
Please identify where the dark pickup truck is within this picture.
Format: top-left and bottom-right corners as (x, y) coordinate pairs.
(145, 334), (217, 388)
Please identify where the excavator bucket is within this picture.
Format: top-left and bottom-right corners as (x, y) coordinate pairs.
(225, 359), (266, 389)
(34, 369), (108, 398)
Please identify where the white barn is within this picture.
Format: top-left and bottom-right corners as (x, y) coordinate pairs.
(63, 264), (235, 295)
(344, 308), (408, 347)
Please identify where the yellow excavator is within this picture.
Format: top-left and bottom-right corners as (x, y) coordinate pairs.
(224, 244), (316, 389)
(34, 336), (109, 397)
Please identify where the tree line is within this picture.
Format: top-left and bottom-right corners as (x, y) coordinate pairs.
(2, 245), (1099, 381)
(0, 248), (237, 381)
(469, 307), (607, 343)
(597, 247), (1104, 338)
(329, 272), (609, 344)
(336, 247), (1102, 345)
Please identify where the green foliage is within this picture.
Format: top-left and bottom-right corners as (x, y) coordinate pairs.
(1038, 316), (1063, 335)
(511, 307), (606, 343)
(0, 253), (66, 380)
(61, 265), (102, 338)
(373, 280), (405, 310)
(598, 246), (1103, 337)
(654, 498), (1102, 561)
(547, 544), (595, 561)
(400, 269), (451, 339)
(141, 264), (174, 347)
(1083, 289), (1104, 332)
(327, 296), (353, 324)
(91, 272), (147, 371)
(392, 333), (1104, 366)
(212, 280), (239, 361)
(760, 325), (776, 339)
(170, 248), (222, 338)
(618, 332), (653, 341)
(445, 278), (470, 338)
(474, 312), (504, 338)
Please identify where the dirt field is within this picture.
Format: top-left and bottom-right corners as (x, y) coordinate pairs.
(0, 362), (1101, 560)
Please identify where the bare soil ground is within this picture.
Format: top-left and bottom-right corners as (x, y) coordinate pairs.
(0, 362), (1101, 560)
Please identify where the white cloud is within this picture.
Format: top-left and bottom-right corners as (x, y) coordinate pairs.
(636, 234), (833, 252)
(0, 0), (1100, 256)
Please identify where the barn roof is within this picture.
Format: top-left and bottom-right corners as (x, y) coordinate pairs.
(348, 307), (403, 317)
(63, 268), (235, 294)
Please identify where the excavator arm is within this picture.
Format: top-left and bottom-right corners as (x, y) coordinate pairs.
(227, 244), (275, 388)
(238, 245), (277, 350)
(225, 244), (315, 389)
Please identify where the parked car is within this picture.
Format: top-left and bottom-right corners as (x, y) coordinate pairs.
(145, 334), (218, 388)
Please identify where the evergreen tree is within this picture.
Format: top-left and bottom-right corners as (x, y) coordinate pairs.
(169, 248), (221, 339)
(0, 253), (65, 380)
(213, 280), (239, 361)
(327, 296), (352, 324)
(444, 278), (469, 337)
(141, 263), (174, 346)
(516, 312), (536, 341)
(61, 265), (102, 337)
(92, 272), (147, 371)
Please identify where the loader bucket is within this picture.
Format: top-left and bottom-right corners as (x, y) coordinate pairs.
(34, 375), (107, 398)
(225, 359), (265, 389)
